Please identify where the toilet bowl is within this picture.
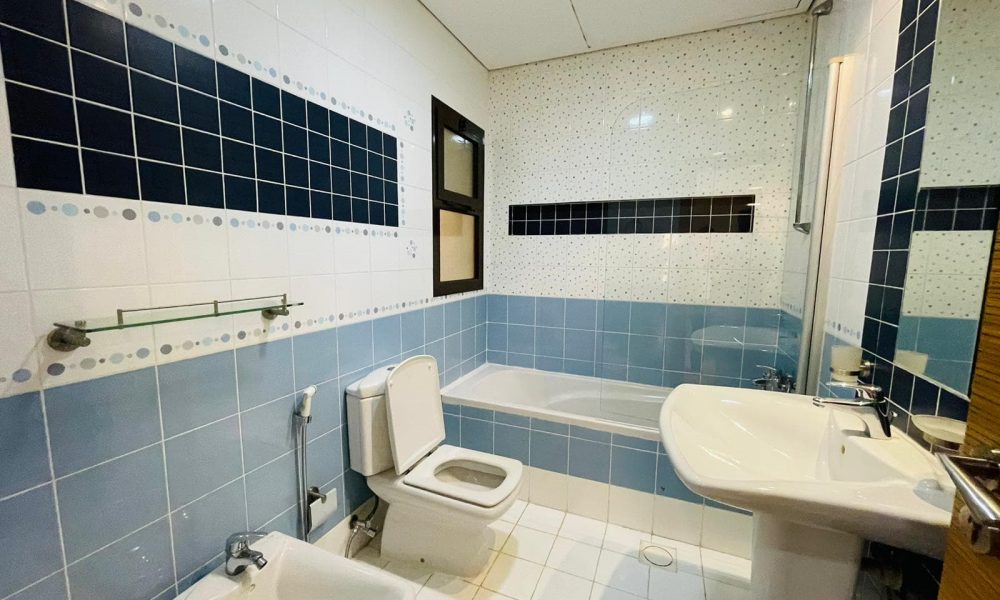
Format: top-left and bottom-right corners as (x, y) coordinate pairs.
(346, 356), (523, 576)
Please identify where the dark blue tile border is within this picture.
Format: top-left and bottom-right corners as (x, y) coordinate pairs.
(508, 196), (755, 236)
(0, 1), (399, 226)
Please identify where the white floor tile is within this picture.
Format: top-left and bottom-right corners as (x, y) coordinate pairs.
(519, 504), (566, 534)
(651, 535), (702, 575)
(418, 573), (479, 600)
(602, 524), (651, 558)
(559, 514), (607, 547)
(589, 584), (644, 600)
(489, 520), (516, 550)
(701, 549), (751, 588)
(648, 569), (706, 600)
(501, 526), (557, 564)
(501, 499), (528, 524)
(704, 578), (752, 600)
(482, 554), (545, 600)
(384, 560), (435, 593)
(474, 589), (517, 600)
(463, 551), (500, 586)
(593, 549), (649, 598)
(532, 567), (593, 600)
(546, 537), (601, 580)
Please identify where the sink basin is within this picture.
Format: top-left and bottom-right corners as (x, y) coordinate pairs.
(176, 532), (414, 600)
(659, 384), (955, 600)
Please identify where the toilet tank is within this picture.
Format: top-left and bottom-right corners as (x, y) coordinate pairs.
(345, 366), (396, 476)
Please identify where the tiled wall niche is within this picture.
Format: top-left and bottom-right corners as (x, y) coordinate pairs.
(0, 1), (400, 225)
(507, 196), (755, 236)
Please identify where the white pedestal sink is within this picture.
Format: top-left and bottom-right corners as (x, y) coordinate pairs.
(659, 384), (955, 600)
(175, 532), (414, 600)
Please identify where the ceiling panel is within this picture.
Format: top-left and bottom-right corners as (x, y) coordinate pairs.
(572, 0), (805, 50)
(420, 0), (589, 70)
(420, 0), (808, 70)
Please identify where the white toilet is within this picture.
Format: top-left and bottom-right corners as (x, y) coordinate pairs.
(346, 355), (523, 576)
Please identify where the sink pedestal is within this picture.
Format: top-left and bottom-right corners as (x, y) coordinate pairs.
(751, 513), (864, 600)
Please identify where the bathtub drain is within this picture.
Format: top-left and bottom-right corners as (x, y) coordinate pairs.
(640, 544), (675, 568)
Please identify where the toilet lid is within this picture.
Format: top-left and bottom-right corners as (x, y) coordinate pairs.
(385, 355), (446, 475)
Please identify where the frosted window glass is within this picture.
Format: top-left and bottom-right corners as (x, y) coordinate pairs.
(439, 209), (475, 281)
(443, 128), (474, 196)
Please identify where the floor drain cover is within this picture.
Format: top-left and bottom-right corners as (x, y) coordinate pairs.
(640, 544), (675, 568)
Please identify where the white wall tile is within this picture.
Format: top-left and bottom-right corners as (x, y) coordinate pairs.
(212, 0), (281, 79)
(607, 485), (654, 533)
(229, 276), (294, 345)
(277, 23), (328, 98)
(287, 217), (335, 277)
(700, 506), (753, 559)
(126, 0), (215, 55)
(528, 467), (569, 511)
(143, 202), (231, 284)
(567, 476), (610, 522)
(21, 192), (149, 290)
(652, 497), (703, 546)
(0, 187), (27, 292)
(226, 210), (290, 280)
(0, 292), (40, 395)
(149, 280), (235, 363)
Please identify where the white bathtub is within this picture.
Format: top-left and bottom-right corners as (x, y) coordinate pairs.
(442, 364), (668, 440)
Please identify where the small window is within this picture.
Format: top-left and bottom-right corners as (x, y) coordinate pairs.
(432, 97), (484, 296)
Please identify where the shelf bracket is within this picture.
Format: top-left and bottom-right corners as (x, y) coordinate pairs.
(262, 306), (289, 320)
(47, 326), (92, 352)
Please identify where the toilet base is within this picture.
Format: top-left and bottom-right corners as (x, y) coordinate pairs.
(379, 500), (492, 577)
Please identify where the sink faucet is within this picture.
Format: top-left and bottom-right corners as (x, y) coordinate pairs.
(812, 382), (895, 439)
(225, 532), (268, 576)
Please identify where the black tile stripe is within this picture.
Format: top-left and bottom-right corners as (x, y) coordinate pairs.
(0, 0), (399, 226)
(913, 185), (1000, 232)
(507, 196), (756, 236)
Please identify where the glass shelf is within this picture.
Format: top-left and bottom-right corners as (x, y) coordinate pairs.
(48, 294), (303, 351)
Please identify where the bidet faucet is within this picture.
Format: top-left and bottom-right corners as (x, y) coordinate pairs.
(225, 532), (268, 576)
(812, 382), (895, 439)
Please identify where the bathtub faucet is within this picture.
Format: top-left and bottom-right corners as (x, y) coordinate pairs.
(753, 365), (794, 393)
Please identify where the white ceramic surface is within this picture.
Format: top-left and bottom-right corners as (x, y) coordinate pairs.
(659, 384), (954, 558)
(174, 532), (414, 600)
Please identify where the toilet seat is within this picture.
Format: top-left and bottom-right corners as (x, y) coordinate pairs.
(403, 444), (522, 508)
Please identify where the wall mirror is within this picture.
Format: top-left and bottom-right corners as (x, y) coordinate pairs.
(895, 0), (999, 395)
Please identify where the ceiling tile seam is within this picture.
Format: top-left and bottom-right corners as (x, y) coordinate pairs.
(568, 0), (592, 49)
(416, 0), (490, 71)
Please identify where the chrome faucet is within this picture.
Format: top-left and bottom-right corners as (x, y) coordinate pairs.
(753, 365), (795, 393)
(812, 382), (895, 439)
(225, 532), (268, 576)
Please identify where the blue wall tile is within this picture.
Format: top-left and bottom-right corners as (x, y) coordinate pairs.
(292, 328), (338, 387)
(508, 324), (535, 355)
(461, 417), (493, 453)
(487, 323), (507, 351)
(535, 326), (564, 357)
(240, 395), (295, 470)
(170, 480), (246, 579)
(532, 418), (569, 435)
(0, 485), (63, 598)
(568, 438), (611, 482)
(612, 434), (659, 452)
(67, 519), (174, 600)
(666, 304), (706, 338)
(462, 327), (476, 360)
(235, 339), (295, 409)
(165, 415), (243, 507)
(0, 392), (49, 497)
(46, 367), (160, 476)
(7, 572), (68, 600)
(536, 297), (565, 327)
(701, 343), (743, 378)
(487, 294), (507, 322)
(57, 445), (168, 561)
(564, 329), (596, 361)
(494, 423), (529, 462)
(401, 309), (425, 350)
(496, 412), (530, 428)
(535, 356), (563, 372)
(245, 452), (297, 529)
(602, 301), (630, 332)
(445, 300), (462, 335)
(444, 333), (461, 371)
(655, 451), (702, 503)
(628, 335), (664, 369)
(444, 413), (460, 446)
(462, 405), (494, 421)
(159, 352), (238, 437)
(565, 299), (597, 329)
(307, 428), (344, 487)
(306, 381), (342, 440)
(461, 297), (477, 330)
(508, 296), (535, 325)
(373, 315), (402, 362)
(610, 446), (656, 493)
(337, 322), (374, 375)
(599, 332), (629, 365)
(571, 425), (612, 443)
(630, 302), (666, 336)
(564, 359), (595, 376)
(529, 430), (568, 472)
(425, 305), (445, 341)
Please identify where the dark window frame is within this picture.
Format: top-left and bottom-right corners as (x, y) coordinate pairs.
(432, 96), (485, 297)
